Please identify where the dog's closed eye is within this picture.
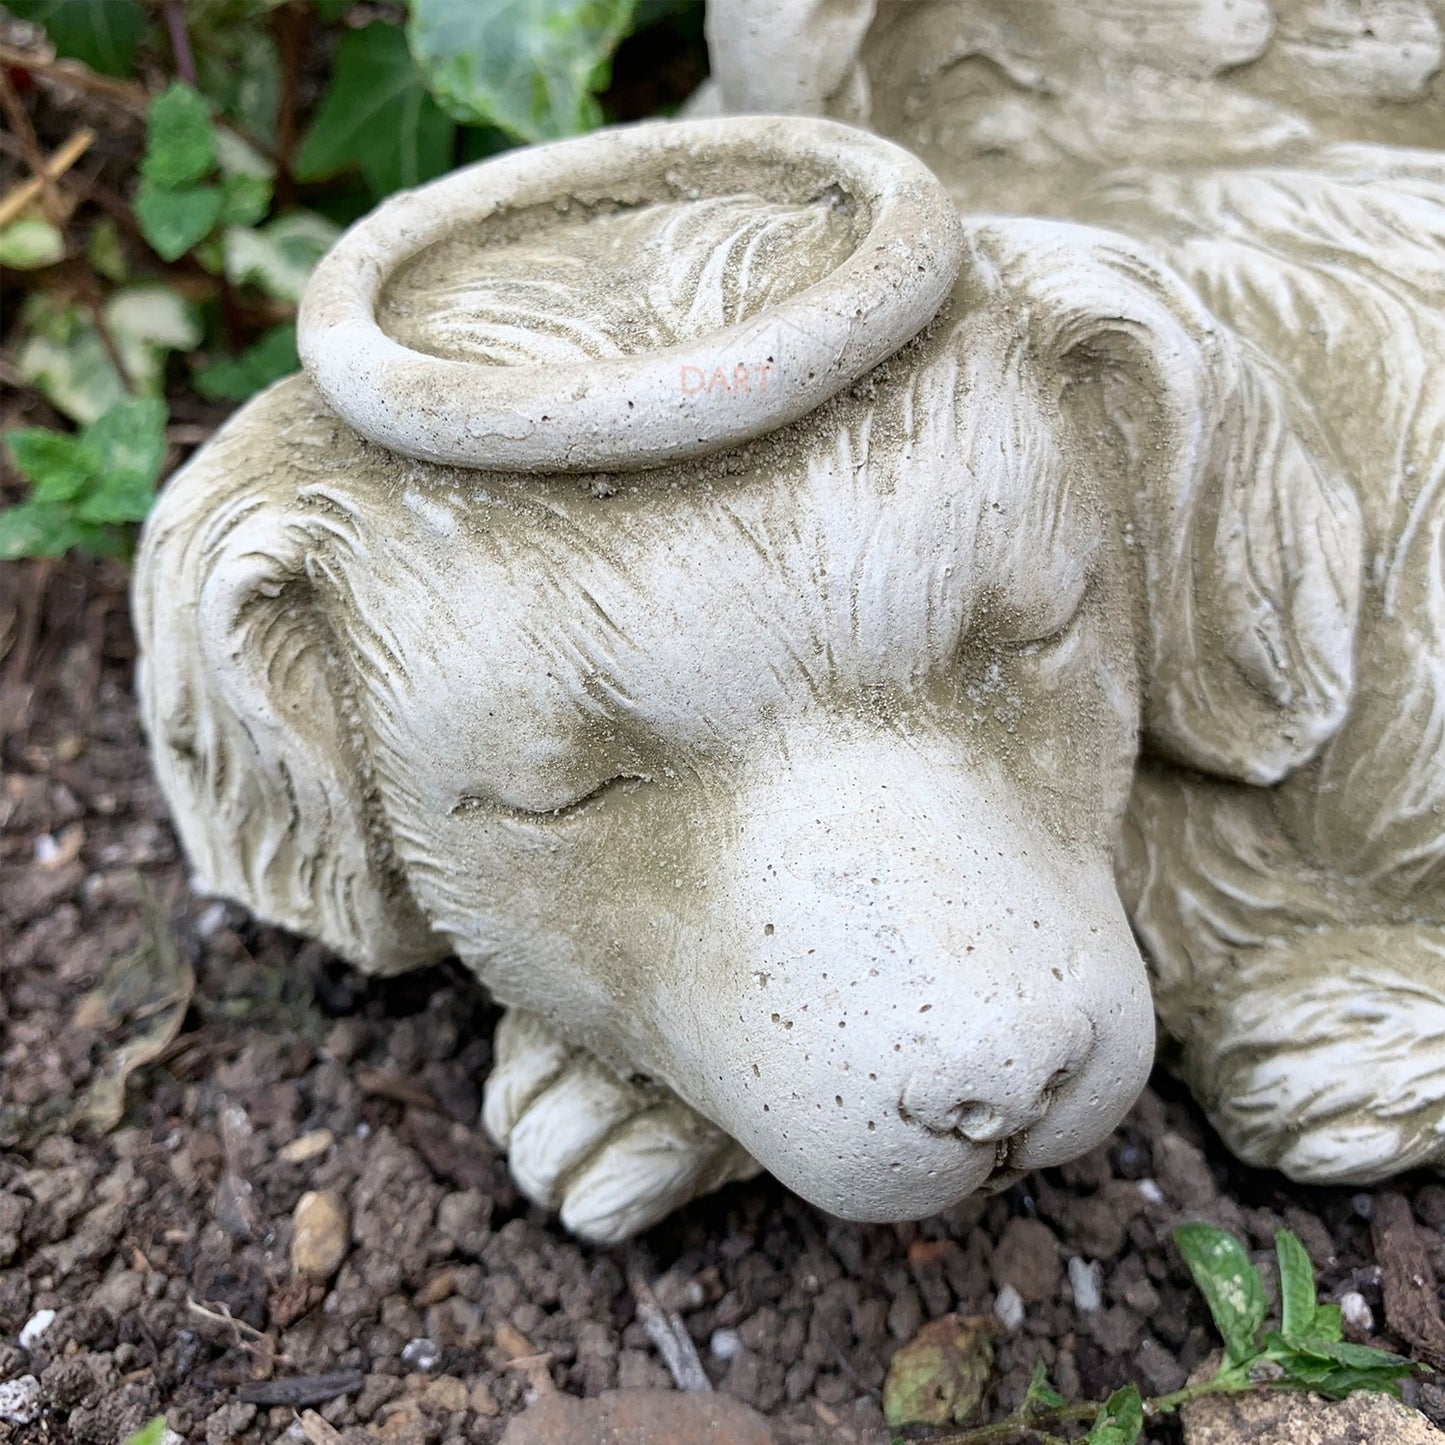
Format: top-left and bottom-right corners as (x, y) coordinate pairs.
(453, 775), (652, 822)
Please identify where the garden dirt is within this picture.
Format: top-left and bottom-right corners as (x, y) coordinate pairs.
(3, 557), (1445, 1444)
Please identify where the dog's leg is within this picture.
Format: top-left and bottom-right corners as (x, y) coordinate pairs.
(1177, 922), (1445, 1182)
(1122, 763), (1445, 1183)
(482, 1008), (760, 1244)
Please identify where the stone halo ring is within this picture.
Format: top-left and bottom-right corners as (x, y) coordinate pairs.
(297, 115), (965, 473)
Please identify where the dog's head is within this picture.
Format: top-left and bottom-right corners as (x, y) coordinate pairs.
(136, 120), (1360, 1222)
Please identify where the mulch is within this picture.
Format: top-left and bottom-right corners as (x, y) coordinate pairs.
(2, 554), (1444, 1444)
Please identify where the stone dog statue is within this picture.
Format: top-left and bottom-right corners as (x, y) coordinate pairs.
(134, 3), (1445, 1243)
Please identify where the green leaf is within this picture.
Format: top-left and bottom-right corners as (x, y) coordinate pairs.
(135, 179), (225, 262)
(1174, 1224), (1268, 1365)
(5, 0), (146, 76)
(87, 217), (129, 282)
(193, 323), (299, 401)
(1021, 1361), (1066, 1413)
(222, 211), (340, 302)
(0, 216), (66, 269)
(196, 26), (282, 139)
(0, 498), (114, 561)
(1275, 1230), (1318, 1343)
(407, 0), (636, 141)
(316, 0), (351, 19)
(5, 427), (90, 503)
(218, 172), (274, 227)
(294, 22), (455, 200)
(142, 84), (218, 188)
(1090, 1384), (1144, 1444)
(1311, 1303), (1344, 1344)
(120, 1420), (169, 1445)
(75, 398), (169, 524)
(15, 288), (200, 424)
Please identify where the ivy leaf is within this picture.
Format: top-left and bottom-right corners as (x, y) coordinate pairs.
(1174, 1224), (1268, 1366)
(1275, 1230), (1319, 1343)
(0, 216), (66, 269)
(87, 218), (129, 282)
(193, 324), (299, 402)
(222, 212), (340, 303)
(135, 180), (225, 262)
(407, 0), (636, 141)
(294, 23), (455, 200)
(6, 428), (89, 503)
(4, 0), (145, 76)
(16, 288), (200, 424)
(218, 172), (274, 228)
(0, 399), (166, 559)
(0, 499), (113, 561)
(141, 83), (217, 188)
(74, 398), (169, 525)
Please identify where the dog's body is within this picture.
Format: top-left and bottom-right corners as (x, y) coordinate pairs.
(136, 8), (1445, 1240)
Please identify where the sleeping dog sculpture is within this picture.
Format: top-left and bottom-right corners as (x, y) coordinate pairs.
(135, 4), (1445, 1242)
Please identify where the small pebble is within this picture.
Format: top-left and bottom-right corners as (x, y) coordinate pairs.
(710, 1327), (743, 1362)
(278, 1130), (335, 1166)
(420, 1374), (469, 1412)
(1137, 1179), (1166, 1207)
(1351, 1193), (1375, 1221)
(0, 1376), (40, 1426)
(1340, 1290), (1375, 1333)
(18, 1309), (55, 1351)
(1068, 1256), (1104, 1314)
(33, 835), (60, 864)
(196, 900), (233, 938)
(291, 1190), (349, 1279)
(401, 1337), (441, 1372)
(994, 1283), (1025, 1333)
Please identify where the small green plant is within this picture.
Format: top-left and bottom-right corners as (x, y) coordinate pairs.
(0, 397), (168, 560)
(886, 1224), (1420, 1444)
(0, 0), (705, 560)
(120, 1417), (168, 1445)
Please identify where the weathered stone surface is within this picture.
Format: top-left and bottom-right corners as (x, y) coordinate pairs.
(498, 1387), (776, 1445)
(1183, 1388), (1442, 1445)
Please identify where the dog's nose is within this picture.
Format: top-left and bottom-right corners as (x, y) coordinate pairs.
(896, 1006), (1093, 1144)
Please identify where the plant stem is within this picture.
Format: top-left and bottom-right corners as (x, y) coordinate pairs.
(911, 1375), (1256, 1445)
(164, 0), (198, 88)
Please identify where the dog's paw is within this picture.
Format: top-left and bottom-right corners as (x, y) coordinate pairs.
(1182, 924), (1445, 1183)
(483, 1008), (759, 1244)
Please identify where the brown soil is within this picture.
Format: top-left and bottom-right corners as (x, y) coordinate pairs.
(2, 555), (1444, 1445)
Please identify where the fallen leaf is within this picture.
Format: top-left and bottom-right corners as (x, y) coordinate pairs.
(883, 1312), (997, 1428)
(0, 888), (193, 1147)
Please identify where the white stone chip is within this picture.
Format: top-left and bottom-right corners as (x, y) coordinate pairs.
(18, 1308), (56, 1351)
(0, 1376), (40, 1426)
(994, 1282), (1025, 1333)
(1069, 1256), (1104, 1313)
(709, 1327), (743, 1361)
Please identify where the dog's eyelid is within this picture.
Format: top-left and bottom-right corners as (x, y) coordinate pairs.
(503, 773), (652, 820)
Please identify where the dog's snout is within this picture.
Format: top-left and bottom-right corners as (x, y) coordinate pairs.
(897, 1011), (1092, 1143)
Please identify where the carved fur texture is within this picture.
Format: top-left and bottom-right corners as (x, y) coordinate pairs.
(136, 5), (1445, 1235)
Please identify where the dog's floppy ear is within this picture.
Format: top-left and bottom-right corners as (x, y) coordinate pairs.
(134, 380), (445, 975)
(981, 220), (1364, 785)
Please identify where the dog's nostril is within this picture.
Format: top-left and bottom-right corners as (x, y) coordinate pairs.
(950, 1101), (1010, 1143)
(899, 1093), (1046, 1143)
